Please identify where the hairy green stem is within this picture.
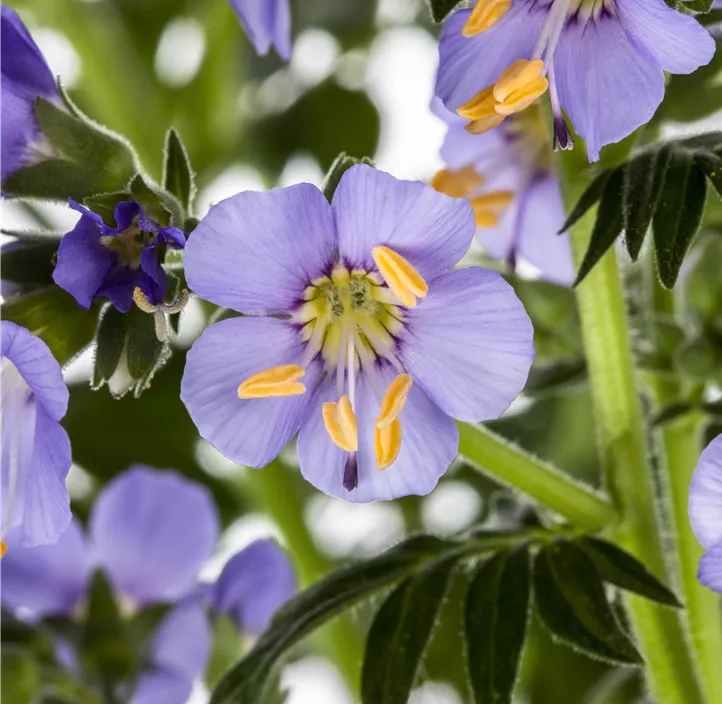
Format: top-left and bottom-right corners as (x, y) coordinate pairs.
(558, 156), (704, 704)
(245, 462), (362, 692)
(458, 422), (615, 531)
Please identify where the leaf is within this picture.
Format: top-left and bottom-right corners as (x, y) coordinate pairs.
(126, 306), (170, 398)
(209, 535), (456, 704)
(1, 240), (59, 286)
(652, 149), (707, 289)
(423, 0), (467, 23)
(650, 401), (694, 427)
(1, 648), (40, 704)
(3, 159), (110, 202)
(321, 152), (375, 202)
(92, 305), (129, 389)
(622, 146), (673, 261)
(578, 538), (682, 607)
(559, 169), (613, 233)
(163, 128), (195, 214)
(693, 148), (722, 199)
(129, 174), (184, 229)
(524, 357), (587, 396)
(2, 287), (99, 366)
(83, 191), (130, 227)
(361, 554), (459, 704)
(573, 168), (625, 287)
(465, 547), (531, 704)
(533, 542), (643, 665)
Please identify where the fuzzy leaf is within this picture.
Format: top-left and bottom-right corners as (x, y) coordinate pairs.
(465, 547), (531, 704)
(163, 128), (195, 214)
(560, 169), (613, 233)
(423, 0), (467, 22)
(93, 305), (129, 389)
(1, 240), (59, 286)
(533, 543), (643, 665)
(321, 152), (375, 202)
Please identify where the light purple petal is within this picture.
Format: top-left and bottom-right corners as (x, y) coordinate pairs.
(90, 466), (219, 606)
(435, 1), (546, 112)
(298, 363), (458, 502)
(440, 121), (508, 173)
(181, 316), (321, 468)
(617, 0), (715, 75)
(211, 539), (296, 635)
(229, 0), (292, 60)
(131, 671), (193, 704)
(398, 267), (534, 422)
(554, 15), (664, 162)
(53, 213), (115, 311)
(698, 543), (722, 594)
(185, 183), (336, 315)
(516, 175), (574, 286)
(332, 164), (475, 281)
(1, 520), (90, 619)
(689, 434), (722, 551)
(151, 599), (211, 678)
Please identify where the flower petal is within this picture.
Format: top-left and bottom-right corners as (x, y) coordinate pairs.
(332, 164), (475, 281)
(398, 267), (534, 422)
(298, 363), (458, 502)
(53, 213), (115, 311)
(182, 316), (321, 468)
(211, 539), (296, 635)
(435, 1), (546, 112)
(229, 0), (292, 60)
(131, 671), (193, 704)
(698, 543), (722, 594)
(689, 435), (722, 551)
(554, 15), (664, 162)
(151, 599), (211, 678)
(1, 520), (90, 619)
(617, 0), (715, 75)
(89, 466), (219, 605)
(185, 183), (336, 315)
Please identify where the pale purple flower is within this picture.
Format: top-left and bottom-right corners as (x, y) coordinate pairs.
(431, 98), (574, 285)
(229, 0), (291, 60)
(53, 199), (185, 313)
(1, 6), (59, 186)
(689, 434), (722, 593)
(181, 164), (535, 503)
(1, 321), (71, 549)
(435, 0), (716, 161)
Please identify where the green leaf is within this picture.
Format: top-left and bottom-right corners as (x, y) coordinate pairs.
(126, 306), (170, 398)
(93, 305), (129, 389)
(129, 173), (184, 229)
(1, 240), (59, 286)
(651, 401), (694, 427)
(3, 159), (110, 202)
(163, 128), (195, 214)
(1, 648), (40, 704)
(83, 191), (131, 227)
(361, 554), (459, 704)
(321, 152), (375, 202)
(560, 169), (613, 233)
(465, 547), (531, 704)
(578, 538), (682, 607)
(573, 168), (625, 287)
(423, 0), (467, 22)
(209, 535), (455, 704)
(524, 357), (587, 396)
(533, 542), (643, 665)
(652, 150), (707, 289)
(2, 287), (99, 366)
(693, 148), (722, 199)
(623, 146), (672, 261)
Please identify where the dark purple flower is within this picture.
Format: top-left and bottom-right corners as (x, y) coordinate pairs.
(431, 98), (573, 286)
(435, 0), (716, 161)
(52, 199), (185, 313)
(229, 0), (291, 60)
(181, 164), (535, 502)
(1, 6), (60, 185)
(689, 434), (722, 593)
(211, 539), (297, 635)
(1, 321), (72, 549)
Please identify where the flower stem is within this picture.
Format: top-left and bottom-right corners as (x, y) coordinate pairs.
(557, 155), (704, 704)
(457, 422), (615, 531)
(245, 462), (362, 693)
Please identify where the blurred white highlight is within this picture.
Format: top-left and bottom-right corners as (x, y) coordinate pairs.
(33, 29), (82, 88)
(290, 29), (340, 88)
(154, 18), (206, 88)
(422, 481), (483, 534)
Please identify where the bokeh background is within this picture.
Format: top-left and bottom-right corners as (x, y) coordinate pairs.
(3, 1), (722, 703)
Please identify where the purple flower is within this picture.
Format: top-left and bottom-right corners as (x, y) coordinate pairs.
(181, 164), (535, 502)
(52, 199), (185, 313)
(435, 0), (716, 161)
(1, 321), (71, 549)
(229, 0), (291, 61)
(689, 434), (722, 593)
(1, 6), (60, 185)
(431, 98), (574, 286)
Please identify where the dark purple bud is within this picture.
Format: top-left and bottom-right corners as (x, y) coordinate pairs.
(553, 115), (574, 152)
(343, 454), (358, 491)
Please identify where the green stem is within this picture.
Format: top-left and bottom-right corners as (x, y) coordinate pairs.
(457, 422), (615, 531)
(245, 462), (362, 693)
(557, 156), (704, 704)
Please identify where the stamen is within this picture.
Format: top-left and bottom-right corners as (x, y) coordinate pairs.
(238, 365), (306, 399)
(463, 0), (511, 36)
(372, 246), (428, 309)
(0, 541), (6, 558)
(493, 59), (548, 116)
(322, 395), (359, 452)
(431, 166), (485, 199)
(376, 374), (412, 429)
(458, 86), (498, 121)
(375, 418), (402, 471)
(469, 190), (515, 228)
(465, 114), (506, 136)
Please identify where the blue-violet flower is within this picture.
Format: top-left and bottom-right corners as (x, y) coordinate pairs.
(229, 0), (291, 60)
